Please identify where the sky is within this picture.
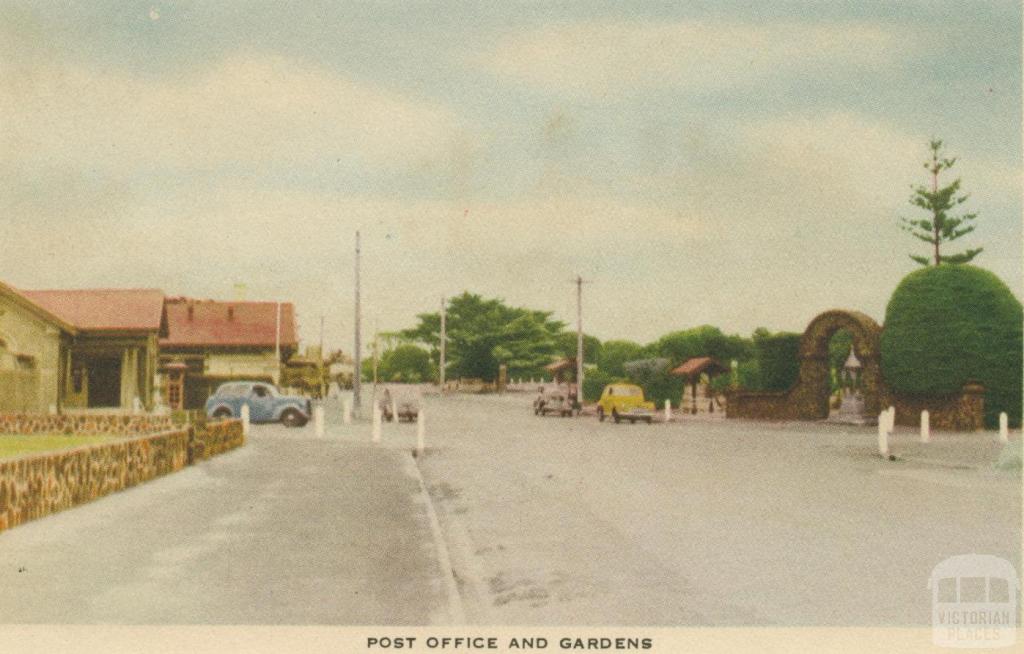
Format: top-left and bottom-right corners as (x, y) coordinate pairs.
(1, 1), (1021, 353)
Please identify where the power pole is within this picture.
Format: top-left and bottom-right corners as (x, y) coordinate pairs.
(274, 300), (281, 386)
(575, 275), (584, 395)
(439, 296), (447, 392)
(318, 314), (326, 399)
(353, 231), (362, 417)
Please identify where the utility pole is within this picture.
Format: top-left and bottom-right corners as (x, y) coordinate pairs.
(274, 300), (281, 386)
(575, 276), (584, 395)
(353, 231), (362, 417)
(318, 314), (326, 399)
(439, 296), (447, 392)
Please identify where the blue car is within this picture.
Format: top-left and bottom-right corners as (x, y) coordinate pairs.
(205, 381), (312, 427)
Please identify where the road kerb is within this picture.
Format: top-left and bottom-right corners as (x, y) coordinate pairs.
(403, 451), (467, 625)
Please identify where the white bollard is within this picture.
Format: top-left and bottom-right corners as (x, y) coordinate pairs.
(343, 399), (352, 425)
(920, 410), (930, 443)
(372, 404), (381, 443)
(241, 403), (251, 437)
(314, 405), (325, 438)
(999, 412), (1009, 443)
(664, 399), (672, 422)
(887, 406), (896, 434)
(878, 413), (889, 457)
(132, 397), (142, 415)
(416, 409), (425, 457)
(391, 399), (398, 423)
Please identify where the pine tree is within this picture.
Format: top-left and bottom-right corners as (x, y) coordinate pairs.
(900, 139), (982, 266)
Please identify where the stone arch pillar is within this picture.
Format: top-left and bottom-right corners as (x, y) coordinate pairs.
(790, 310), (883, 419)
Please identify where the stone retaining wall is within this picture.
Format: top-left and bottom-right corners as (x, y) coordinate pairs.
(882, 384), (985, 432)
(0, 418), (245, 532)
(0, 429), (188, 531)
(189, 419), (245, 462)
(0, 413), (174, 436)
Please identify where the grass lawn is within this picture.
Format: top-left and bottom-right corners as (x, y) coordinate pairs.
(0, 434), (117, 459)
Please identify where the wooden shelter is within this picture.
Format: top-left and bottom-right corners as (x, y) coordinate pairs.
(670, 356), (730, 415)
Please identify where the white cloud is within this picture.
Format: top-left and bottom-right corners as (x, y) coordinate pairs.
(482, 19), (910, 95)
(1, 53), (460, 173)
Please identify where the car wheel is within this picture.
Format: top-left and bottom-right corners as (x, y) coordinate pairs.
(646, 417), (653, 424)
(281, 409), (307, 428)
(597, 407), (605, 422)
(612, 409), (621, 424)
(212, 407), (233, 419)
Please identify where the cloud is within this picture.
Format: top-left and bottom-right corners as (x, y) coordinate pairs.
(482, 19), (910, 95)
(1, 53), (461, 175)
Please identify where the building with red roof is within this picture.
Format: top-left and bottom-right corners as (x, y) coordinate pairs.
(158, 298), (298, 409)
(1, 284), (168, 412)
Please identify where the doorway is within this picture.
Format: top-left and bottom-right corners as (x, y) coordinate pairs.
(87, 357), (122, 407)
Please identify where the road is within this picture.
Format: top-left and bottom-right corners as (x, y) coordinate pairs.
(407, 392), (1020, 626)
(0, 390), (1018, 627)
(0, 425), (449, 624)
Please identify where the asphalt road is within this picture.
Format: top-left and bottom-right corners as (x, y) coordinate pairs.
(407, 392), (1021, 626)
(0, 424), (448, 624)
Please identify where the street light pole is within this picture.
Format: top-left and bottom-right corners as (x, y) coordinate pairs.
(353, 231), (362, 417)
(439, 296), (447, 392)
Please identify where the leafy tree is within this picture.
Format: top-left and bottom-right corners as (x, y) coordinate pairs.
(597, 340), (644, 377)
(400, 292), (564, 381)
(653, 325), (752, 364)
(554, 331), (602, 365)
(901, 139), (982, 266)
(379, 344), (435, 383)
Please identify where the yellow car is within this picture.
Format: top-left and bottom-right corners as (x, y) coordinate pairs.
(596, 384), (656, 424)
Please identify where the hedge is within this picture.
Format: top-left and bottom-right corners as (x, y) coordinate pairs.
(755, 333), (801, 391)
(880, 265), (1022, 428)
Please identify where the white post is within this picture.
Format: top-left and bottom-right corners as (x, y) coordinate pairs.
(241, 403), (251, 437)
(664, 399), (671, 422)
(391, 398), (398, 423)
(132, 396), (142, 415)
(416, 409), (425, 457)
(372, 403), (381, 443)
(887, 406), (896, 434)
(999, 412), (1009, 443)
(920, 410), (930, 443)
(343, 399), (352, 425)
(878, 413), (889, 457)
(314, 405), (325, 438)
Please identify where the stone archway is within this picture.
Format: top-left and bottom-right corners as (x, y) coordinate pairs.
(789, 310), (883, 420)
(727, 309), (882, 421)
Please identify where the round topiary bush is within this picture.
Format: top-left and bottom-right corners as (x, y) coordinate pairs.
(881, 265), (1022, 427)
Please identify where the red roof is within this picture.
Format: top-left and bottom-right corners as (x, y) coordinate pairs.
(161, 299), (297, 349)
(670, 356), (729, 378)
(21, 288), (166, 332)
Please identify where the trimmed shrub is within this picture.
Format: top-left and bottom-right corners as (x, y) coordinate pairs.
(881, 265), (1022, 427)
(755, 333), (801, 391)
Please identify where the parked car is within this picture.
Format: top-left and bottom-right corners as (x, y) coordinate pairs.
(596, 383), (655, 424)
(205, 381), (311, 427)
(378, 387), (422, 422)
(533, 389), (579, 417)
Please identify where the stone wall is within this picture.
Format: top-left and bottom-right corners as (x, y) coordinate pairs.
(0, 418), (245, 532)
(881, 383), (985, 432)
(189, 419), (245, 462)
(0, 429), (188, 531)
(0, 413), (174, 436)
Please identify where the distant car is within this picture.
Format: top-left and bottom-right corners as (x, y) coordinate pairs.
(533, 389), (579, 417)
(379, 387), (422, 422)
(205, 381), (311, 427)
(596, 384), (655, 424)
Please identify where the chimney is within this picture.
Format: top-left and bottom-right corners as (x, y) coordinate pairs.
(228, 305), (235, 321)
(187, 304), (194, 321)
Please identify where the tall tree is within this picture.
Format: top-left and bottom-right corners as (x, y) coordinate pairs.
(400, 292), (564, 381)
(900, 139), (982, 266)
